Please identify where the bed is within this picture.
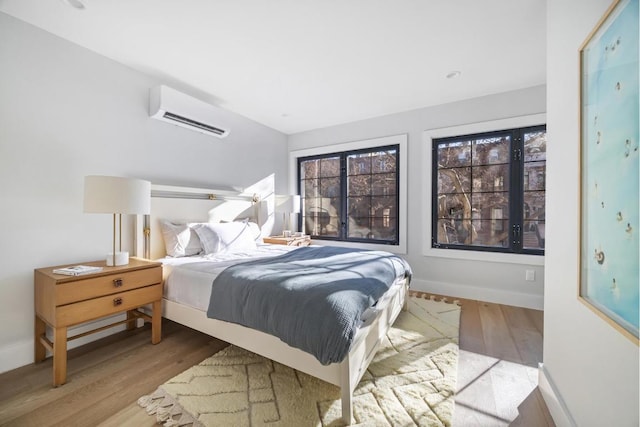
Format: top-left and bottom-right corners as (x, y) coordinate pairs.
(134, 182), (411, 424)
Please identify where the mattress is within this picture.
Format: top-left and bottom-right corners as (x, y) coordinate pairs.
(160, 244), (297, 311)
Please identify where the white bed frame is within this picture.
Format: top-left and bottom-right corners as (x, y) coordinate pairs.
(135, 183), (408, 424)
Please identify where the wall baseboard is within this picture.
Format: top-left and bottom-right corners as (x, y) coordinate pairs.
(0, 314), (130, 375)
(0, 338), (33, 375)
(410, 278), (544, 310)
(538, 363), (576, 427)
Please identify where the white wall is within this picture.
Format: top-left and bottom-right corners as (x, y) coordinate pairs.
(0, 13), (288, 373)
(289, 86), (547, 310)
(543, 1), (639, 426)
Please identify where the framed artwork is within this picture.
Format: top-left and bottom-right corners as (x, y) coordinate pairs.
(579, 0), (639, 343)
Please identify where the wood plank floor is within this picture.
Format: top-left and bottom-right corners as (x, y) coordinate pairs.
(0, 295), (554, 426)
(452, 296), (554, 427)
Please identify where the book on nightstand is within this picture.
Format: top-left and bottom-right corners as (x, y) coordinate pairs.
(52, 265), (103, 276)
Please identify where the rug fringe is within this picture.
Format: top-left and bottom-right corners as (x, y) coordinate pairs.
(137, 387), (204, 427)
(409, 290), (461, 306)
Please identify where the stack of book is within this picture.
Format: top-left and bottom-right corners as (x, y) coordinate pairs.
(52, 265), (103, 276)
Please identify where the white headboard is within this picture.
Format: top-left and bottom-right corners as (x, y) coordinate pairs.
(135, 179), (275, 260)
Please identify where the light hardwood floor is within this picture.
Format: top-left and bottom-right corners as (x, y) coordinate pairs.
(451, 296), (554, 426)
(0, 295), (554, 426)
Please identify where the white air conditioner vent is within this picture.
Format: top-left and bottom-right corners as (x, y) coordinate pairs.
(150, 85), (230, 138)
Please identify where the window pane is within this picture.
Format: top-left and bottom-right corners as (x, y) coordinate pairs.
(372, 195), (397, 216)
(302, 178), (318, 198)
(523, 191), (545, 221)
(347, 195), (397, 240)
(319, 157), (341, 177)
(347, 175), (371, 196)
(524, 162), (546, 191)
(347, 196), (397, 217)
(347, 154), (371, 175)
(472, 136), (510, 165)
(524, 131), (547, 162)
(438, 141), (471, 167)
(319, 177), (340, 198)
(348, 218), (371, 238)
(523, 220), (545, 249)
(436, 194), (468, 219)
(347, 217), (397, 240)
(471, 193), (510, 220)
(347, 196), (370, 217)
(438, 167), (471, 194)
(371, 150), (397, 173)
(304, 197), (340, 237)
(435, 219), (475, 245)
(523, 190), (545, 249)
(300, 159), (319, 180)
(347, 196), (373, 238)
(372, 173), (396, 196)
(436, 219), (459, 244)
(370, 217), (397, 241)
(437, 218), (509, 247)
(523, 128), (546, 251)
(472, 164), (510, 192)
(472, 220), (510, 247)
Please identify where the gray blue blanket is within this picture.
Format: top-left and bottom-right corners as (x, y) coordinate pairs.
(207, 246), (411, 365)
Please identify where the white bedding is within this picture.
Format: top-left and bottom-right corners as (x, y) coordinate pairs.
(160, 243), (402, 324)
(160, 244), (298, 311)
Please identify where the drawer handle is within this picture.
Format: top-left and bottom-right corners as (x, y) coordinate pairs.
(113, 278), (123, 287)
(113, 297), (123, 306)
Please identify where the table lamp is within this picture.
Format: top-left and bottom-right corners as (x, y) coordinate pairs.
(83, 176), (151, 266)
(276, 195), (301, 236)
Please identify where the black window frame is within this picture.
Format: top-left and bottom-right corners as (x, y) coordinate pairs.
(432, 125), (546, 255)
(297, 144), (400, 245)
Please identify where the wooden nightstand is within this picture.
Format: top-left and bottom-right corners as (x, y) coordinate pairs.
(34, 257), (163, 386)
(263, 235), (311, 247)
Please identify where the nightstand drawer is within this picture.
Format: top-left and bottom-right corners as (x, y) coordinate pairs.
(56, 284), (162, 327)
(55, 267), (162, 305)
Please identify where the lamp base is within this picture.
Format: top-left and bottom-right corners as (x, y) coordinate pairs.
(106, 251), (129, 266)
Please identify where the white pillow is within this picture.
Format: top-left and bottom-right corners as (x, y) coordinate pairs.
(192, 222), (258, 254)
(158, 220), (202, 257)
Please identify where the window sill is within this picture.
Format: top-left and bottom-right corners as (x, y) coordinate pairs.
(423, 246), (544, 266)
(312, 238), (407, 255)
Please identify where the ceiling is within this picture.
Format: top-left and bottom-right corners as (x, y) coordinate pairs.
(0, 0), (546, 135)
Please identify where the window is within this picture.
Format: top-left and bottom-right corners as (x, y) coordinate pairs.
(432, 125), (546, 255)
(298, 144), (399, 244)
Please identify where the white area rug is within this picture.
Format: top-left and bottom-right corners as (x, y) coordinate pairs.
(138, 294), (460, 426)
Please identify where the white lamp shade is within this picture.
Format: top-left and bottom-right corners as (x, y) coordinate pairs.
(276, 195), (301, 214)
(83, 176), (151, 214)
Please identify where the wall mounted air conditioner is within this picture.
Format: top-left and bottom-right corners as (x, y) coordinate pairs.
(149, 85), (230, 138)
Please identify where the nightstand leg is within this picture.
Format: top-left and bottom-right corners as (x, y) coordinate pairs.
(151, 300), (162, 344)
(34, 316), (46, 363)
(52, 327), (67, 386)
(126, 310), (136, 331)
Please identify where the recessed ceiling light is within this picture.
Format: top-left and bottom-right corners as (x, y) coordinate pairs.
(61, 0), (86, 10)
(446, 71), (462, 79)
